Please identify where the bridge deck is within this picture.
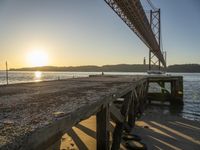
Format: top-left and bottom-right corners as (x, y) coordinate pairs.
(0, 75), (145, 150)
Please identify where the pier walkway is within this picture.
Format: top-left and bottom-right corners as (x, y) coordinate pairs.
(0, 75), (147, 150)
(0, 75), (184, 150)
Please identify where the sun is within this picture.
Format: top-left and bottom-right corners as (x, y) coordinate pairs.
(27, 49), (48, 67)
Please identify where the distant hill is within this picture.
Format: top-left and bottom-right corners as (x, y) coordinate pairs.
(10, 64), (150, 72)
(10, 64), (200, 73)
(167, 64), (200, 73)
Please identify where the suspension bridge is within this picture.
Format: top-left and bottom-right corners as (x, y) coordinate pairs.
(105, 0), (166, 70)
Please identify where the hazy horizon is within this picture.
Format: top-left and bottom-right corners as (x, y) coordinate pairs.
(0, 0), (199, 69)
(6, 63), (200, 71)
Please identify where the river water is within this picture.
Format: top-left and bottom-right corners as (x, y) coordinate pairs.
(0, 71), (199, 121)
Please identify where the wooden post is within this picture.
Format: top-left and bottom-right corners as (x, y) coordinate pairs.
(6, 61), (8, 85)
(128, 93), (135, 128)
(159, 81), (165, 95)
(149, 50), (151, 70)
(179, 77), (183, 94)
(147, 79), (151, 104)
(111, 93), (131, 150)
(96, 104), (110, 150)
(171, 81), (175, 98)
(159, 60), (161, 70)
(144, 81), (149, 106)
(141, 82), (148, 109)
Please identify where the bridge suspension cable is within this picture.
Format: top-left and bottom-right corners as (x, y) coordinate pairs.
(146, 0), (157, 11)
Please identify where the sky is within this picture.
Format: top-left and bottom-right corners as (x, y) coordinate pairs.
(0, 0), (199, 69)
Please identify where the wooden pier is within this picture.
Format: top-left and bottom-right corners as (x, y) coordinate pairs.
(148, 75), (183, 104)
(0, 75), (183, 150)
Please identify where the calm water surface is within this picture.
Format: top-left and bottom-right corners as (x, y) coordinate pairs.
(0, 71), (199, 121)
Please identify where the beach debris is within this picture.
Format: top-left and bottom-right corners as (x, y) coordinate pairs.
(143, 125), (149, 129)
(1, 119), (14, 126)
(178, 91), (183, 95)
(53, 111), (66, 118)
(122, 133), (141, 141)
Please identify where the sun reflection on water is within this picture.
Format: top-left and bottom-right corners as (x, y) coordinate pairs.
(34, 71), (42, 82)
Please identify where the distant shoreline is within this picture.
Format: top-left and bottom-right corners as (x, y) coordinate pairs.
(9, 64), (200, 73)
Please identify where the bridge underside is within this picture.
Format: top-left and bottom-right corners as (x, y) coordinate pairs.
(105, 0), (166, 67)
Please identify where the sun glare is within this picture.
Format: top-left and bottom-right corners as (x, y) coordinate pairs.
(34, 71), (42, 82)
(27, 49), (48, 67)
(35, 71), (42, 78)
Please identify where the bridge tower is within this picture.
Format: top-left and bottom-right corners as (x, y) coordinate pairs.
(149, 9), (162, 70)
(149, 9), (160, 70)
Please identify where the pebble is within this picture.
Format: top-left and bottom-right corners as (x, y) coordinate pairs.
(143, 125), (149, 129)
(125, 140), (147, 150)
(53, 111), (66, 118)
(122, 134), (141, 141)
(1, 120), (14, 125)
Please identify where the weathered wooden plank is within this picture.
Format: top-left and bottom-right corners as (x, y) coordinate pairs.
(110, 104), (124, 123)
(128, 93), (135, 128)
(96, 105), (110, 150)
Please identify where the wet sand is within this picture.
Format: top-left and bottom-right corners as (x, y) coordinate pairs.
(133, 106), (200, 150)
(48, 106), (200, 150)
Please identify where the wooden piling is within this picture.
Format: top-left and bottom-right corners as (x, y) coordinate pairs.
(96, 105), (110, 150)
(128, 94), (135, 128)
(147, 76), (183, 104)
